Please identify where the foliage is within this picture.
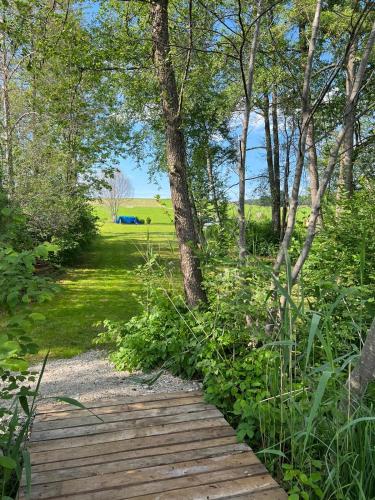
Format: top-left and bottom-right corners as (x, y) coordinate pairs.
(0, 212), (59, 497)
(97, 225), (375, 498)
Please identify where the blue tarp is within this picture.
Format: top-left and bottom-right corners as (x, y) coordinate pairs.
(116, 215), (141, 224)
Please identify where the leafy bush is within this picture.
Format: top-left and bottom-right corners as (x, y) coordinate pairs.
(49, 198), (99, 264)
(0, 208), (59, 498)
(97, 251), (375, 499)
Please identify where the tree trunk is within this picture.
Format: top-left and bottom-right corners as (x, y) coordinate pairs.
(273, 0), (322, 275)
(306, 118), (323, 227)
(206, 151), (222, 226)
(283, 19), (375, 290)
(271, 91), (281, 236)
(150, 0), (206, 307)
(306, 119), (319, 205)
(189, 185), (205, 247)
(0, 20), (14, 196)
(263, 94), (277, 234)
(348, 317), (375, 399)
(237, 0), (262, 261)
(281, 119), (293, 241)
(342, 43), (356, 196)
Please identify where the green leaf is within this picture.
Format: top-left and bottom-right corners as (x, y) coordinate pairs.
(53, 397), (86, 409)
(29, 312), (46, 322)
(304, 371), (332, 451)
(1, 207), (12, 216)
(0, 456), (17, 469)
(305, 313), (321, 369)
(19, 395), (30, 416)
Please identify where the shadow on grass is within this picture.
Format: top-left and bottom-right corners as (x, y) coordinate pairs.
(27, 229), (178, 360)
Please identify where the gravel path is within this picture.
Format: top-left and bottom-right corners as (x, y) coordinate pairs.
(31, 350), (201, 404)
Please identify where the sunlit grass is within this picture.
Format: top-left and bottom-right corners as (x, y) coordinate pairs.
(27, 201), (177, 360)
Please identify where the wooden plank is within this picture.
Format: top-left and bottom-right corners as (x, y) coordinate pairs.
(21, 391), (286, 500)
(224, 490), (287, 499)
(30, 426), (236, 467)
(32, 401), (213, 431)
(25, 453), (263, 499)
(29, 437), (239, 475)
(30, 408), (222, 442)
(45, 467), (272, 500)
(36, 395), (204, 423)
(37, 390), (203, 414)
(28, 417), (228, 452)
(29, 443), (250, 485)
(137, 482), (287, 499)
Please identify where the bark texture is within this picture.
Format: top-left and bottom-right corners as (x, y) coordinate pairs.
(263, 94), (280, 236)
(271, 92), (281, 236)
(306, 119), (319, 205)
(339, 43), (356, 197)
(349, 317), (375, 398)
(237, 0), (262, 261)
(150, 0), (206, 307)
(273, 0), (322, 275)
(206, 151), (222, 226)
(285, 18), (375, 289)
(0, 17), (14, 195)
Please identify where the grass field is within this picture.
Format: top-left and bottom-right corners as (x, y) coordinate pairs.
(26, 199), (308, 360)
(27, 199), (177, 360)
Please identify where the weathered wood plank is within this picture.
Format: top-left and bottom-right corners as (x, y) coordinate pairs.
(37, 390), (202, 414)
(36, 395), (204, 422)
(32, 401), (213, 431)
(29, 417), (228, 452)
(137, 483), (287, 499)
(20, 391), (286, 500)
(29, 443), (250, 485)
(223, 490), (287, 499)
(30, 408), (222, 442)
(27, 455), (264, 499)
(30, 427), (236, 467)
(46, 468), (275, 500)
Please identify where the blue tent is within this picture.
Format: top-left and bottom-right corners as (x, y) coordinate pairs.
(116, 215), (141, 224)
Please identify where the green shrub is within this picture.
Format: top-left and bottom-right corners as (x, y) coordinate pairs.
(97, 250), (374, 499)
(0, 224), (59, 497)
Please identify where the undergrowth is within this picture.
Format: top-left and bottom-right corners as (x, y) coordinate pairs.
(97, 192), (375, 499)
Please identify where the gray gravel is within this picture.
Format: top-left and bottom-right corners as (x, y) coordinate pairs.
(31, 350), (201, 404)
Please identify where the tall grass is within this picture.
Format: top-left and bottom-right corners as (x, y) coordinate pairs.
(98, 215), (374, 499)
(256, 255), (375, 499)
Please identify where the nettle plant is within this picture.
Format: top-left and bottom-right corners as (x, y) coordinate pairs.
(0, 216), (59, 497)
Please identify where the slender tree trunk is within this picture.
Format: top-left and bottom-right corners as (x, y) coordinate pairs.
(271, 91), (281, 236)
(337, 44), (356, 201)
(281, 145), (290, 241)
(238, 0), (262, 261)
(206, 150), (222, 226)
(263, 94), (277, 233)
(0, 21), (14, 196)
(273, 0), (322, 275)
(306, 119), (319, 205)
(281, 119), (293, 241)
(189, 185), (205, 247)
(348, 317), (375, 399)
(150, 0), (206, 307)
(306, 118), (323, 227)
(343, 43), (356, 196)
(284, 19), (375, 289)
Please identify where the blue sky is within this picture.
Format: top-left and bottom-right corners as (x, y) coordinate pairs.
(119, 120), (267, 200)
(83, 1), (268, 200)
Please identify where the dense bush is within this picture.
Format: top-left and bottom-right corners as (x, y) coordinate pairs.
(97, 212), (375, 498)
(0, 211), (59, 497)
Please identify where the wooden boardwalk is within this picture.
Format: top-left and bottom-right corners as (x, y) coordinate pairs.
(20, 391), (286, 499)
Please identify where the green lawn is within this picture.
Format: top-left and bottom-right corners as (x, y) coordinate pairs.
(27, 199), (308, 360)
(28, 199), (177, 360)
